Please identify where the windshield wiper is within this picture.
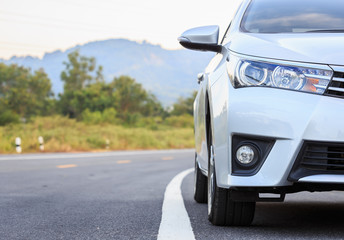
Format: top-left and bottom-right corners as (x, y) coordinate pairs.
(305, 29), (344, 33)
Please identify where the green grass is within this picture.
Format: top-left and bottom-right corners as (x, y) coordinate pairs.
(0, 116), (194, 153)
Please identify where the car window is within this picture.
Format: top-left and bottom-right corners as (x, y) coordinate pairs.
(241, 0), (344, 33)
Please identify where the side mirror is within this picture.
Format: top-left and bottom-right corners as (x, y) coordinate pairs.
(178, 25), (222, 53)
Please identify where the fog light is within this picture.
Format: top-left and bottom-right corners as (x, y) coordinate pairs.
(236, 145), (255, 164)
(232, 135), (274, 175)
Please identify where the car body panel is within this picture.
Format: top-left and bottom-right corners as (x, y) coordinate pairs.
(223, 85), (344, 187)
(228, 32), (344, 66)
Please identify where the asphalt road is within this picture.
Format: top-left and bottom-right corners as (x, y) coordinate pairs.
(1, 150), (344, 240)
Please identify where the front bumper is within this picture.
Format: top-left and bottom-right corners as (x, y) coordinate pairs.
(211, 80), (344, 188)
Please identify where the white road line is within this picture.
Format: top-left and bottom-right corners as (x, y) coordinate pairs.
(158, 168), (195, 240)
(0, 149), (194, 161)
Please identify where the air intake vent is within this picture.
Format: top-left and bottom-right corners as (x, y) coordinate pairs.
(289, 141), (344, 181)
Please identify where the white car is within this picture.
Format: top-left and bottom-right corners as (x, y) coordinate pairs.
(179, 0), (344, 226)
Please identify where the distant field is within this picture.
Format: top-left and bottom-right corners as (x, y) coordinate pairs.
(0, 116), (194, 154)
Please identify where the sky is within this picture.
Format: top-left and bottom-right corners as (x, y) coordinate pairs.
(0, 0), (243, 59)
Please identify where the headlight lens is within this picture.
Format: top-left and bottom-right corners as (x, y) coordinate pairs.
(238, 62), (268, 86)
(231, 59), (333, 94)
(272, 66), (305, 90)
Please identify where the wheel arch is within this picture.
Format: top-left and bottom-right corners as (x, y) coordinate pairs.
(205, 87), (227, 189)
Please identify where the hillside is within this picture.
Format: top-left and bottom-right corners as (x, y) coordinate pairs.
(1, 39), (213, 106)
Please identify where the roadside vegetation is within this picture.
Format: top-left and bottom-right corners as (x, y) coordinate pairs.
(0, 50), (195, 153)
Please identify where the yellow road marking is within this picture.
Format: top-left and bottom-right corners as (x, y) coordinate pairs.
(117, 160), (132, 164)
(57, 164), (77, 169)
(162, 156), (174, 161)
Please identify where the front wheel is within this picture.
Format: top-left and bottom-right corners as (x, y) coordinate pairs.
(208, 145), (256, 226)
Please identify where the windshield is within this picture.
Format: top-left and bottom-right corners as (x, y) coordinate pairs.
(241, 0), (344, 33)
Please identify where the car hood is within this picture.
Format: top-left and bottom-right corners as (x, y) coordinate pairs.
(228, 32), (344, 66)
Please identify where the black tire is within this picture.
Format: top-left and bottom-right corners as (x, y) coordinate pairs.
(194, 153), (207, 203)
(207, 138), (255, 226)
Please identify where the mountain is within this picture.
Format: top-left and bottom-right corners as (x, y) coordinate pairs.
(0, 39), (214, 106)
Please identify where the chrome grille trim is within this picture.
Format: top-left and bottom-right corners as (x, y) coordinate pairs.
(332, 77), (344, 83)
(328, 87), (344, 93)
(324, 66), (344, 98)
(331, 65), (344, 73)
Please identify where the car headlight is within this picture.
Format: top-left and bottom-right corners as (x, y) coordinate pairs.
(228, 57), (333, 94)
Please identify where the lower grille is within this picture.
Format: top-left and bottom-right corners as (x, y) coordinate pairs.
(289, 141), (344, 181)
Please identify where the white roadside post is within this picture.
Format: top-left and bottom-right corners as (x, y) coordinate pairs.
(38, 136), (44, 151)
(15, 137), (22, 153)
(106, 139), (110, 149)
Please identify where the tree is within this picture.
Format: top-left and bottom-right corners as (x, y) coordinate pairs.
(61, 50), (103, 91)
(59, 81), (114, 119)
(0, 63), (53, 123)
(111, 76), (164, 121)
(58, 51), (165, 123)
(59, 50), (104, 118)
(170, 91), (197, 116)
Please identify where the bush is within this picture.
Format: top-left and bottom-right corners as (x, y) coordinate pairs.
(81, 109), (102, 124)
(123, 112), (142, 126)
(0, 110), (20, 126)
(163, 114), (194, 128)
(82, 108), (118, 124)
(135, 116), (163, 130)
(102, 108), (117, 124)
